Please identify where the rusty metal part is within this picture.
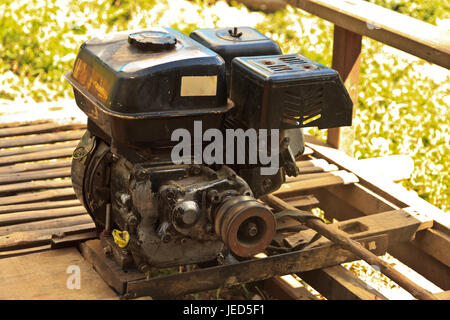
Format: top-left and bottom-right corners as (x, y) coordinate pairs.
(215, 196), (276, 257)
(261, 194), (438, 300)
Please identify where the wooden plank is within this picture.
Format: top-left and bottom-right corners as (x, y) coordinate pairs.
(124, 235), (387, 299)
(51, 231), (97, 249)
(263, 275), (318, 300)
(411, 225), (450, 268)
(0, 140), (77, 157)
(299, 265), (387, 300)
(274, 170), (358, 196)
(284, 209), (430, 248)
(0, 119), (52, 130)
(80, 240), (146, 295)
(0, 247), (118, 299)
(0, 179), (72, 195)
(0, 129), (84, 148)
(0, 206), (86, 226)
(305, 139), (450, 227)
(0, 167), (71, 185)
(324, 183), (400, 215)
(435, 291), (450, 300)
(0, 214), (93, 236)
(0, 147), (75, 166)
(286, 170), (356, 182)
(0, 159), (71, 175)
(0, 223), (95, 251)
(0, 187), (75, 205)
(0, 122), (85, 138)
(389, 242), (450, 290)
(0, 245), (52, 259)
(312, 171), (450, 289)
(0, 199), (81, 214)
(289, 0), (450, 68)
(327, 25), (361, 154)
(278, 194), (320, 208)
(297, 159), (338, 174)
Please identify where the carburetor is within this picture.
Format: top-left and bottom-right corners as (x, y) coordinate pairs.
(66, 27), (352, 270)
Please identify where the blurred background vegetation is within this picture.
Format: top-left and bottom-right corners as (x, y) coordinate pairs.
(0, 0), (448, 212)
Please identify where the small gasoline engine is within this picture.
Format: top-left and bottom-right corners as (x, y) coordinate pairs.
(66, 27), (353, 271)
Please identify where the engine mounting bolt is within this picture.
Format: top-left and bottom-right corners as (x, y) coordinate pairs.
(263, 178), (272, 189)
(217, 253), (225, 264)
(127, 214), (138, 225)
(136, 169), (148, 180)
(181, 238), (187, 245)
(205, 223), (214, 234)
(162, 234), (171, 243)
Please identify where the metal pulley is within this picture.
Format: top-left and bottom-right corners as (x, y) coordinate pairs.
(214, 196), (276, 257)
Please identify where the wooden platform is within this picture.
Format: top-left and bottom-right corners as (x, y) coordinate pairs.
(0, 120), (448, 300)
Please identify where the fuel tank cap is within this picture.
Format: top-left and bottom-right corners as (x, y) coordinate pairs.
(128, 31), (177, 51)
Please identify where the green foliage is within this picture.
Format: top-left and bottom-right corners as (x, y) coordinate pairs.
(0, 0), (448, 211)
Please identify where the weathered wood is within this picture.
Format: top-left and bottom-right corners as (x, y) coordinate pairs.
(315, 178), (450, 290)
(0, 199), (81, 214)
(412, 223), (450, 268)
(289, 0), (450, 69)
(263, 275), (318, 300)
(306, 140), (450, 227)
(0, 147), (75, 166)
(0, 119), (52, 130)
(82, 234), (386, 299)
(274, 170), (358, 196)
(327, 25), (361, 155)
(0, 187), (75, 205)
(0, 167), (71, 185)
(0, 214), (92, 236)
(262, 194), (437, 300)
(297, 159), (338, 174)
(283, 209), (431, 248)
(0, 122), (85, 138)
(0, 129), (84, 148)
(286, 170), (356, 182)
(299, 265), (387, 300)
(0, 245), (52, 258)
(0, 159), (71, 174)
(0, 223), (95, 251)
(80, 240), (146, 295)
(435, 291), (450, 300)
(389, 242), (450, 290)
(278, 194), (320, 208)
(50, 231), (97, 249)
(324, 183), (400, 216)
(0, 179), (72, 196)
(0, 206), (86, 226)
(0, 247), (118, 299)
(0, 140), (77, 158)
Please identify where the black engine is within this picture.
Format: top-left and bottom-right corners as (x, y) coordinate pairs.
(66, 27), (352, 271)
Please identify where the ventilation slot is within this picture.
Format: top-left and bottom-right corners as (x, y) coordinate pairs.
(278, 56), (308, 65)
(281, 86), (324, 127)
(266, 64), (293, 72)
